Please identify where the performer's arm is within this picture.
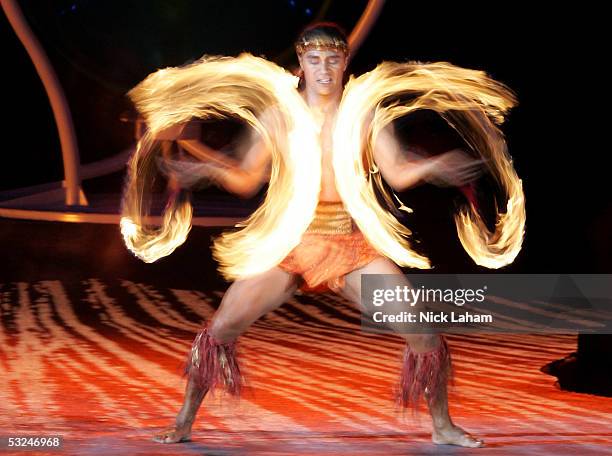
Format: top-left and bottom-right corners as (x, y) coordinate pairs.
(372, 123), (484, 190)
(153, 122), (239, 168)
(154, 116), (272, 198)
(372, 123), (438, 191)
(176, 137), (270, 198)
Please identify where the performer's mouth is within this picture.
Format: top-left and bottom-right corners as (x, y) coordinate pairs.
(317, 78), (332, 84)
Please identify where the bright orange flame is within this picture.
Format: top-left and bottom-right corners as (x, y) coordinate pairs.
(335, 61), (524, 269)
(121, 55), (524, 277)
(121, 54), (321, 277)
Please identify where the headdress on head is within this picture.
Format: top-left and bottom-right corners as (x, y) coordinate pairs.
(294, 22), (349, 55)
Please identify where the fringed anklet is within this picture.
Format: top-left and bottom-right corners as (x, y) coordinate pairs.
(184, 327), (243, 396)
(396, 337), (451, 411)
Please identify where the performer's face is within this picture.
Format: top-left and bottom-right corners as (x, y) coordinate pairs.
(299, 49), (348, 96)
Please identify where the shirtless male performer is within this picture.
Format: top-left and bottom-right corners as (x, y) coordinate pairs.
(152, 23), (484, 447)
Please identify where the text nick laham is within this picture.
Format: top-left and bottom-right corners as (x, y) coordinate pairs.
(372, 311), (493, 324)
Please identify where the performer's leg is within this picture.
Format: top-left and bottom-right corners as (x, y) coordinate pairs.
(154, 266), (298, 443)
(338, 257), (482, 448)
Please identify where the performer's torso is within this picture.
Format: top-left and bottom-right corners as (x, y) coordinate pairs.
(317, 108), (342, 202)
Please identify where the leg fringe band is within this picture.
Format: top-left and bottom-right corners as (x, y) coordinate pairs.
(184, 327), (243, 396)
(396, 338), (451, 410)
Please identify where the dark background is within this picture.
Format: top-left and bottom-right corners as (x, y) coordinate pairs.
(1, 0), (610, 276)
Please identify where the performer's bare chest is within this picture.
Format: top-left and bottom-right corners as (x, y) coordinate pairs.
(317, 114), (342, 201)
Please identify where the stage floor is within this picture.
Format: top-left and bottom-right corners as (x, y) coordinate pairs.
(1, 219), (611, 455)
(1, 278), (611, 455)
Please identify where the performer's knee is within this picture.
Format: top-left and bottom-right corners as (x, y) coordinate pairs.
(208, 315), (244, 344)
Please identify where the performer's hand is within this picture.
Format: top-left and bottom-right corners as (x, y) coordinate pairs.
(426, 149), (485, 187)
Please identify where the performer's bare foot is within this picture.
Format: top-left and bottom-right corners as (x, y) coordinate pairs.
(153, 374), (207, 443)
(432, 423), (484, 448)
(152, 422), (192, 444)
(152, 397), (198, 444)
